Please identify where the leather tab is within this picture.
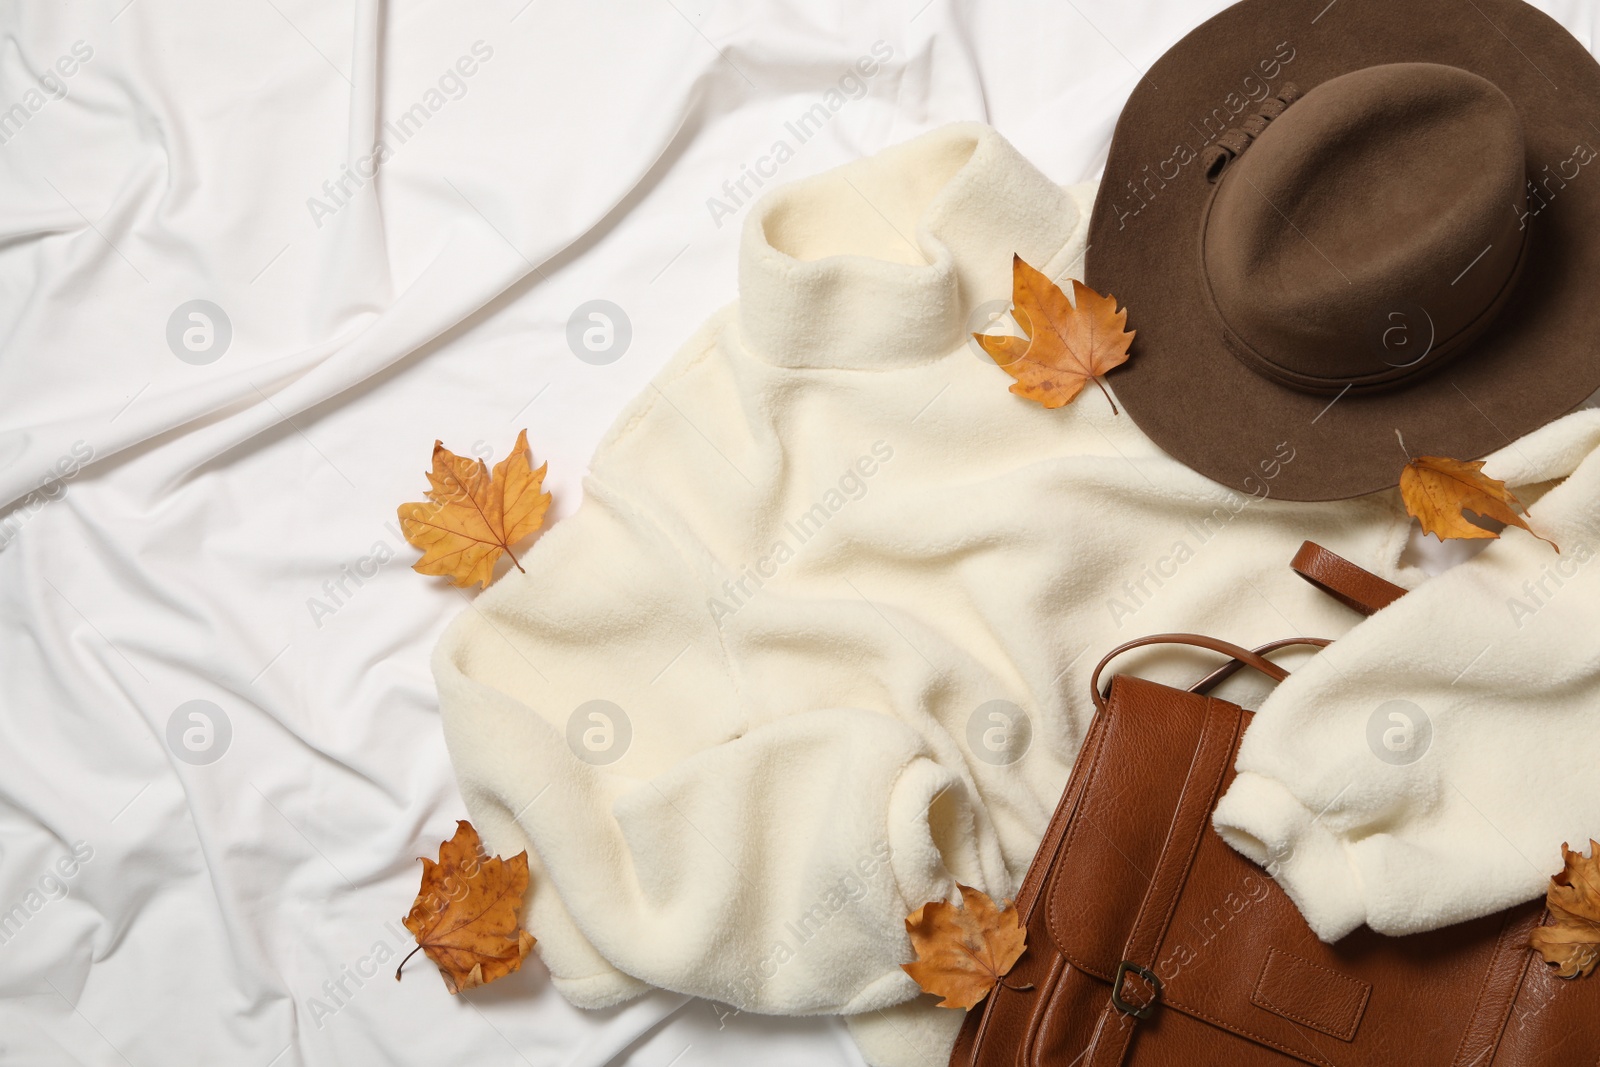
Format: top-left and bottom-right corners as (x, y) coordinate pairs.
(1291, 541), (1405, 616)
(1251, 948), (1371, 1042)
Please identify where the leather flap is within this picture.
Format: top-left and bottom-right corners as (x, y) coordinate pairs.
(1044, 673), (1521, 1065)
(1045, 674), (1213, 978)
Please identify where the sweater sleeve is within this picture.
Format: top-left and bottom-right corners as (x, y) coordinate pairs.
(1213, 407), (1600, 941)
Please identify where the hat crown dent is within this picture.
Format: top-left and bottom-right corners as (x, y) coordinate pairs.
(1201, 62), (1528, 394)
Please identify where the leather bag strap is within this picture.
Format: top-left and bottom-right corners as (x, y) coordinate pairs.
(1449, 907), (1546, 1066)
(1188, 636), (1333, 697)
(1081, 676), (1244, 1066)
(1291, 540), (1405, 616)
(1089, 633), (1332, 714)
(1081, 632), (1331, 1065)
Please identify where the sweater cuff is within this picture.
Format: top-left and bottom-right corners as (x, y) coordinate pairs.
(1211, 772), (1368, 942)
(548, 969), (652, 1010)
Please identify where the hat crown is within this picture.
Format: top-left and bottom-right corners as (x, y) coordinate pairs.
(1201, 63), (1527, 394)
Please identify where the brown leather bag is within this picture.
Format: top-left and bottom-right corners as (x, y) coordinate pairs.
(951, 543), (1600, 1066)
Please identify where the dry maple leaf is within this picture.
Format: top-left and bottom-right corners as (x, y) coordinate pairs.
(901, 883), (1028, 1009)
(1398, 454), (1557, 550)
(1531, 840), (1600, 979)
(398, 820), (536, 994)
(397, 429), (551, 589)
(973, 255), (1134, 412)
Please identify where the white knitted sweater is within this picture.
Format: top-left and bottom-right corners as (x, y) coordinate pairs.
(432, 123), (1414, 1067)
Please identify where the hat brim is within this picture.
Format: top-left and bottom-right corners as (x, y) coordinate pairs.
(1086, 0), (1600, 501)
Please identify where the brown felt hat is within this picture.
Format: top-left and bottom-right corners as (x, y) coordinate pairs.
(1085, 0), (1600, 500)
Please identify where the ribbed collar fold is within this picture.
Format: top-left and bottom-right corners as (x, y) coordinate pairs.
(737, 123), (1084, 369)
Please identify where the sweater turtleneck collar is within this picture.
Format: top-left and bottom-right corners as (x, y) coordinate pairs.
(736, 122), (1086, 370)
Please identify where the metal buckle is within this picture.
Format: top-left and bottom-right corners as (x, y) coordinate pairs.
(1111, 960), (1162, 1021)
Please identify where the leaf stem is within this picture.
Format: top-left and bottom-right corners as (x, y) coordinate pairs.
(395, 943), (422, 981)
(1093, 376), (1119, 415)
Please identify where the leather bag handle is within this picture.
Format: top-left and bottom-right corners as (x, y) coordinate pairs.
(1088, 633), (1332, 714)
(1187, 636), (1332, 696)
(1086, 543), (1397, 711)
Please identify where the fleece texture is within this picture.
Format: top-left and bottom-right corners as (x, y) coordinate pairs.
(431, 122), (1414, 1067)
(1215, 406), (1600, 943)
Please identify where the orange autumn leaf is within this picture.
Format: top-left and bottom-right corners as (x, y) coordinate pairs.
(901, 883), (1027, 1009)
(1531, 840), (1600, 979)
(397, 429), (551, 589)
(1398, 454), (1556, 550)
(398, 820), (536, 994)
(973, 255), (1134, 412)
